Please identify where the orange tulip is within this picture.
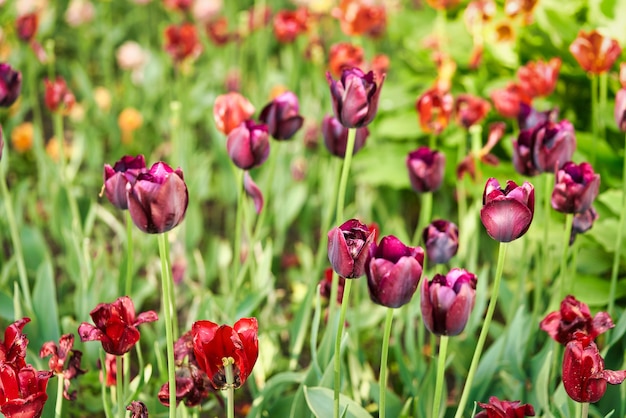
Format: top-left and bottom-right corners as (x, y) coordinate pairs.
(569, 30), (621, 74)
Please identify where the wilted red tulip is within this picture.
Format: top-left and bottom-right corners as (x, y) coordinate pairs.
(0, 318), (30, 369)
(366, 235), (424, 308)
(192, 318), (258, 389)
(16, 13), (38, 42)
(39, 334), (86, 400)
(244, 171), (264, 214)
(570, 206), (598, 245)
(540, 295), (613, 345)
(416, 87), (454, 135)
(320, 268), (346, 303)
(517, 58), (561, 98)
(322, 114), (369, 158)
(570, 30), (621, 74)
(406, 147), (446, 193)
(333, 0), (387, 38)
(0, 364), (52, 418)
(226, 120), (270, 169)
(44, 77), (75, 113)
(127, 401), (149, 418)
(259, 91), (304, 140)
(480, 178), (535, 242)
(0, 64), (22, 107)
(78, 296), (158, 356)
(327, 67), (385, 128)
(551, 162), (600, 214)
(328, 42), (365, 78)
(272, 9), (308, 43)
(475, 396), (535, 417)
(421, 268), (477, 336)
(455, 94), (491, 129)
(164, 23), (202, 63)
(490, 83), (531, 119)
(102, 154), (147, 210)
(213, 92), (255, 135)
(562, 336), (626, 403)
(422, 219), (459, 264)
(517, 103), (559, 130)
(328, 219), (376, 279)
(127, 161), (189, 234)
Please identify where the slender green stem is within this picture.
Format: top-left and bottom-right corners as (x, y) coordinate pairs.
(124, 211), (134, 297)
(54, 374), (64, 418)
(608, 131), (626, 317)
(432, 335), (449, 418)
(413, 192), (433, 246)
(591, 75), (598, 165)
(224, 358), (235, 418)
(454, 242), (508, 418)
(335, 128), (357, 223)
(429, 133), (436, 149)
(535, 173), (553, 321)
(559, 214), (574, 300)
(333, 279), (353, 418)
(379, 308), (395, 418)
(99, 350), (113, 418)
(581, 402), (589, 418)
(599, 72), (608, 142)
(233, 169), (245, 281)
(116, 356), (124, 418)
(157, 233), (177, 418)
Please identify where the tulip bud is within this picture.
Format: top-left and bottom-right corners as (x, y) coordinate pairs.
(244, 171), (264, 214)
(420, 268), (477, 336)
(517, 58), (561, 99)
(44, 77), (75, 113)
(480, 178), (535, 242)
(327, 67), (385, 128)
(103, 155), (147, 210)
(454, 94), (491, 129)
(322, 115), (368, 158)
(365, 235), (424, 308)
(16, 13), (38, 42)
(570, 30), (621, 74)
(475, 396), (535, 417)
(570, 206), (598, 245)
(422, 219), (459, 264)
(416, 87), (454, 135)
(531, 120), (576, 173)
(327, 219), (376, 279)
(551, 162), (600, 214)
(226, 120), (270, 170)
(406, 147), (446, 193)
(259, 91), (304, 140)
(164, 23), (202, 63)
(0, 64), (22, 108)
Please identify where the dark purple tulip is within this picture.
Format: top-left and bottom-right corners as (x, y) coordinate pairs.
(259, 91), (304, 140)
(406, 147), (446, 193)
(420, 268), (477, 336)
(615, 88), (626, 131)
(327, 67), (385, 128)
(480, 178), (535, 242)
(570, 206), (598, 245)
(0, 63), (22, 107)
(226, 120), (270, 170)
(127, 162), (189, 234)
(321, 114), (369, 158)
(365, 235), (424, 308)
(422, 219), (459, 264)
(244, 171), (263, 214)
(103, 155), (147, 210)
(551, 162), (600, 214)
(512, 129), (540, 176)
(517, 102), (559, 130)
(531, 120), (576, 173)
(327, 219), (375, 278)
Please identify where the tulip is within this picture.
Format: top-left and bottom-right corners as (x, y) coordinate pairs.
(322, 115), (369, 158)
(16, 13), (38, 42)
(164, 23), (202, 63)
(551, 162), (600, 214)
(206, 17), (237, 46)
(0, 364), (53, 418)
(416, 87), (454, 135)
(570, 206), (598, 245)
(259, 91), (304, 140)
(365, 235), (424, 308)
(10, 122), (34, 154)
(44, 77), (75, 113)
(454, 94), (491, 129)
(517, 103), (559, 130)
(517, 58), (561, 98)
(78, 296), (158, 356)
(420, 268), (477, 336)
(406, 147), (446, 193)
(475, 396), (535, 417)
(570, 30), (621, 74)
(334, 0), (387, 38)
(328, 42), (364, 78)
(213, 92), (255, 135)
(116, 41), (146, 72)
(422, 219), (459, 264)
(158, 364), (211, 407)
(562, 337), (626, 403)
(192, 317), (258, 389)
(0, 318), (30, 369)
(127, 401), (149, 418)
(480, 178), (535, 242)
(540, 295), (613, 345)
(0, 64), (22, 108)
(615, 87), (626, 131)
(327, 67), (385, 128)
(504, 0), (538, 23)
(39, 334), (86, 400)
(531, 120), (576, 173)
(272, 9), (308, 43)
(127, 161), (189, 234)
(226, 120), (270, 169)
(102, 155), (147, 210)
(327, 219), (376, 278)
(490, 83), (531, 119)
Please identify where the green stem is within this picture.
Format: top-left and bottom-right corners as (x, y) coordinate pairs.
(54, 374), (64, 418)
(333, 279), (353, 418)
(157, 233), (177, 418)
(599, 72), (608, 142)
(116, 355), (124, 418)
(413, 192), (433, 246)
(591, 75), (598, 166)
(454, 242), (508, 418)
(581, 402), (589, 418)
(99, 350), (113, 418)
(233, 169), (245, 282)
(559, 214), (574, 300)
(124, 211), (134, 297)
(432, 335), (449, 418)
(224, 358), (235, 418)
(379, 308), (395, 418)
(335, 128), (357, 223)
(608, 132), (626, 317)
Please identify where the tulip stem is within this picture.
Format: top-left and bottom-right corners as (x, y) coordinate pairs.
(233, 169), (245, 282)
(599, 72), (608, 142)
(116, 355), (124, 418)
(454, 241), (508, 418)
(432, 335), (449, 418)
(124, 211), (134, 297)
(413, 191), (432, 247)
(99, 350), (113, 418)
(559, 213), (574, 299)
(581, 402), (589, 418)
(334, 279), (353, 418)
(379, 308), (395, 418)
(591, 74), (598, 165)
(157, 232), (177, 418)
(224, 358), (235, 418)
(335, 128), (357, 223)
(54, 373), (64, 418)
(608, 131), (626, 318)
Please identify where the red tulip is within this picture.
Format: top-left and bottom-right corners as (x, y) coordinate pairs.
(39, 334), (86, 400)
(272, 9), (308, 43)
(333, 0), (387, 38)
(16, 13), (38, 42)
(0, 318), (30, 370)
(570, 30), (621, 74)
(0, 364), (52, 418)
(416, 87), (454, 135)
(213, 92), (255, 135)
(517, 58), (561, 98)
(164, 23), (202, 63)
(455, 94), (491, 129)
(475, 396), (535, 417)
(490, 83), (531, 119)
(328, 42), (364, 78)
(44, 77), (75, 113)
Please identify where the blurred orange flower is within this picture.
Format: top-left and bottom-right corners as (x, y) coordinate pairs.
(504, 0), (538, 24)
(570, 30), (622, 74)
(118, 107), (143, 144)
(273, 8), (308, 43)
(517, 58), (561, 98)
(333, 0), (386, 38)
(11, 122), (33, 153)
(425, 0), (461, 10)
(328, 42), (364, 77)
(490, 83), (531, 119)
(213, 92), (255, 135)
(416, 87), (454, 135)
(164, 23), (202, 63)
(46, 137), (71, 162)
(455, 94), (491, 129)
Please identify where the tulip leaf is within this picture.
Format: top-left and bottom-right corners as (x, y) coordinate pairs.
(32, 259), (60, 345)
(572, 275), (626, 306)
(534, 345), (553, 415)
(0, 290), (13, 320)
(304, 386), (372, 418)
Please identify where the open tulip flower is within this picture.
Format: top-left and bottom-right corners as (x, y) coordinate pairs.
(474, 396), (535, 417)
(0, 364), (52, 418)
(259, 91), (304, 140)
(517, 58), (561, 99)
(513, 119), (576, 176)
(480, 178), (535, 242)
(0, 318), (30, 369)
(0, 63), (22, 107)
(327, 67), (385, 128)
(328, 219), (376, 279)
(226, 120), (270, 170)
(102, 154), (147, 210)
(551, 161), (600, 214)
(569, 30), (621, 74)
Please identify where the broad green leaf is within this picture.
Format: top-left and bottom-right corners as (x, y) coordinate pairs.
(304, 386), (372, 418)
(32, 260), (60, 346)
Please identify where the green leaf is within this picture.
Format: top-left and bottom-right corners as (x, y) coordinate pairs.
(304, 386), (372, 418)
(32, 259), (60, 346)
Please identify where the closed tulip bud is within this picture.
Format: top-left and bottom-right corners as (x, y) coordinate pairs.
(322, 115), (368, 158)
(226, 120), (270, 169)
(406, 147), (446, 193)
(570, 30), (621, 74)
(16, 13), (38, 42)
(259, 91), (304, 140)
(531, 120), (576, 173)
(127, 162), (189, 234)
(103, 155), (147, 210)
(416, 87), (454, 135)
(480, 178), (535, 242)
(517, 58), (561, 99)
(475, 396), (535, 417)
(365, 235), (424, 308)
(615, 88), (626, 131)
(327, 219), (376, 279)
(551, 162), (600, 214)
(327, 67), (385, 128)
(562, 337), (626, 403)
(422, 219), (459, 264)
(570, 206), (598, 245)
(454, 94), (491, 129)
(0, 64), (22, 108)
(44, 77), (75, 113)
(420, 268), (477, 336)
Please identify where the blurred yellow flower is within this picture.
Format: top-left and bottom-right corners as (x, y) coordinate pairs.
(11, 122), (34, 153)
(118, 107), (143, 144)
(94, 86), (112, 112)
(45, 136), (71, 162)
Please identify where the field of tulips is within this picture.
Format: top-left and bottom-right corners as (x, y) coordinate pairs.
(2, 0), (626, 417)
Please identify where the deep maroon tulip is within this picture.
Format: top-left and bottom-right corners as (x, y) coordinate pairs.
(531, 120), (576, 173)
(0, 64), (22, 107)
(0, 318), (30, 369)
(322, 114), (369, 158)
(192, 318), (258, 389)
(127, 401), (149, 418)
(158, 364), (211, 407)
(365, 235), (424, 308)
(44, 77), (75, 113)
(551, 162), (600, 214)
(421, 268), (477, 336)
(244, 171), (264, 214)
(259, 91), (304, 140)
(406, 147), (446, 193)
(103, 155), (147, 210)
(480, 178), (535, 242)
(570, 206), (598, 245)
(127, 161), (189, 234)
(226, 120), (270, 169)
(540, 295), (613, 345)
(512, 129), (540, 177)
(422, 219), (459, 264)
(562, 337), (626, 403)
(327, 67), (385, 128)
(39, 334), (86, 401)
(615, 88), (626, 131)
(416, 87), (454, 135)
(78, 296), (158, 356)
(517, 103), (559, 130)
(454, 94), (491, 129)
(475, 396), (535, 417)
(0, 364), (52, 418)
(327, 219), (376, 278)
